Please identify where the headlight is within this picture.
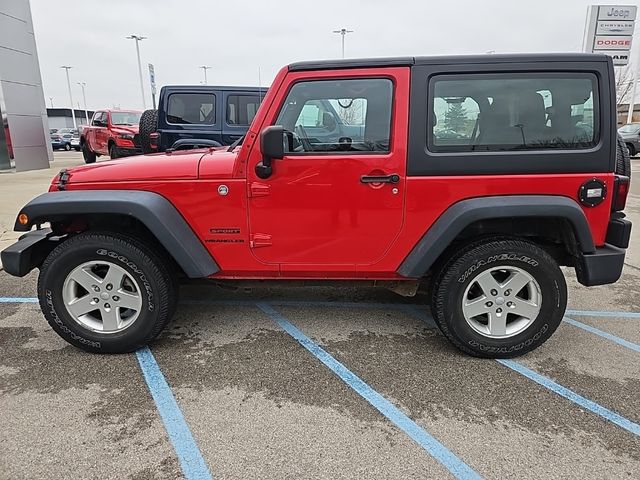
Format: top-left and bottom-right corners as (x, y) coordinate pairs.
(118, 133), (135, 140)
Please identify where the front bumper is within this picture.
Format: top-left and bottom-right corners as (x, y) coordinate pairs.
(114, 147), (142, 157)
(576, 218), (632, 286)
(1, 229), (56, 277)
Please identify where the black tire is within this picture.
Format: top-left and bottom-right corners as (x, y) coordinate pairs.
(64, 143), (71, 151)
(74, 147), (81, 152)
(82, 143), (97, 164)
(37, 232), (178, 353)
(109, 143), (119, 160)
(616, 133), (631, 178)
(139, 109), (158, 154)
(431, 238), (567, 358)
(625, 143), (636, 158)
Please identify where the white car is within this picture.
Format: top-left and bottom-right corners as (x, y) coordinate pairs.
(70, 135), (81, 151)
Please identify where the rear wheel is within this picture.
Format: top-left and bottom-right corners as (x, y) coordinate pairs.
(431, 238), (566, 358)
(82, 142), (96, 164)
(37, 232), (177, 353)
(64, 143), (71, 151)
(139, 109), (158, 154)
(625, 142), (636, 158)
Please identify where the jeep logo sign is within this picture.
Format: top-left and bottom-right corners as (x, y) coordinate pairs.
(583, 5), (637, 65)
(597, 6), (636, 20)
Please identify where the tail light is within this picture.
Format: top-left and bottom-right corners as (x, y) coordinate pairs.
(150, 132), (159, 149)
(612, 175), (630, 212)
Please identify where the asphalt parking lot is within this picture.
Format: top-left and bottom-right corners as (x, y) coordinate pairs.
(1, 154), (639, 479)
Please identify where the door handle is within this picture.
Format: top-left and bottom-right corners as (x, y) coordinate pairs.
(360, 173), (400, 184)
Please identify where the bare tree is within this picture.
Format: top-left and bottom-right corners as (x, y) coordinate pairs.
(615, 65), (634, 108)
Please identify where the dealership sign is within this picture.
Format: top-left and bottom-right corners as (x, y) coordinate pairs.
(584, 5), (637, 65)
(148, 63), (156, 95)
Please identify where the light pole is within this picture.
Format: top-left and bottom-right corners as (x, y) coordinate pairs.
(77, 82), (89, 125)
(199, 66), (212, 85)
(60, 66), (77, 131)
(332, 28), (354, 58)
(126, 35), (147, 109)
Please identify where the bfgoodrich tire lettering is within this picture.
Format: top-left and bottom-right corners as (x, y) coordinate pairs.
(431, 238), (567, 358)
(37, 232), (177, 353)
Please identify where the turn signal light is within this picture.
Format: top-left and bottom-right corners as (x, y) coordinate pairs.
(18, 213), (29, 225)
(612, 176), (630, 212)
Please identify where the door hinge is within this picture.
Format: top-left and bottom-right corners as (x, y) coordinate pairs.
(250, 233), (272, 248)
(249, 182), (270, 197)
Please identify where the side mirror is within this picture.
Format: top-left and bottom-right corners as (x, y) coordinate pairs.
(256, 125), (284, 179)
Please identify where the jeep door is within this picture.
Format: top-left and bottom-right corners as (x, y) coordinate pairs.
(247, 68), (409, 274)
(88, 111), (106, 153)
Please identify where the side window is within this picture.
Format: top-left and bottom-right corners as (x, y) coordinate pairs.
(428, 74), (599, 152)
(92, 112), (105, 126)
(167, 93), (216, 125)
(226, 95), (261, 126)
(275, 78), (393, 153)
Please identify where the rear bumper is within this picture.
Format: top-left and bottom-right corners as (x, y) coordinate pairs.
(576, 218), (632, 286)
(0, 229), (55, 277)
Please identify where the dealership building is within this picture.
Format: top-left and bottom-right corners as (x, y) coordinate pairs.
(47, 108), (95, 131)
(0, 0), (51, 171)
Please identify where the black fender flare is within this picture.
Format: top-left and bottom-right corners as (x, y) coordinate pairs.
(396, 195), (595, 278)
(14, 190), (219, 278)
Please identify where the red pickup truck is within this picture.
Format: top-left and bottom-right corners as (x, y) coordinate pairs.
(80, 109), (142, 163)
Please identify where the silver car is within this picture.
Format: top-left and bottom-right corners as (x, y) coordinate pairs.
(618, 123), (640, 157)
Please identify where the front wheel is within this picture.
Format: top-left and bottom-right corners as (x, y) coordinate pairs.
(64, 143), (71, 151)
(38, 232), (178, 353)
(431, 238), (567, 358)
(109, 143), (119, 159)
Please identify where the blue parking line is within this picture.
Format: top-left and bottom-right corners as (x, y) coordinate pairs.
(564, 317), (640, 353)
(135, 347), (213, 480)
(497, 359), (640, 437)
(566, 309), (640, 319)
(256, 302), (482, 480)
(0, 297), (38, 303)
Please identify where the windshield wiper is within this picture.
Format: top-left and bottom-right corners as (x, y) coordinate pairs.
(227, 135), (245, 152)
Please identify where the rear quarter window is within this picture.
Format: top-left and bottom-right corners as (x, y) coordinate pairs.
(167, 93), (216, 125)
(429, 73), (599, 153)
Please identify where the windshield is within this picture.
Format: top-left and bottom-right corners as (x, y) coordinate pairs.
(111, 112), (141, 126)
(619, 124), (640, 134)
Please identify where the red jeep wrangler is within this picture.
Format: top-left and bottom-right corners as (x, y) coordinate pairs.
(80, 109), (142, 163)
(1, 54), (632, 358)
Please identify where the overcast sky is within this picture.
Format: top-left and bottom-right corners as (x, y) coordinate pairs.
(30, 0), (637, 111)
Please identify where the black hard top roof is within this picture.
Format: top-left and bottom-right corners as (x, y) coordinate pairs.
(161, 85), (265, 92)
(288, 53), (611, 71)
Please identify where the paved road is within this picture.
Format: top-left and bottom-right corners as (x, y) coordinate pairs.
(0, 154), (639, 479)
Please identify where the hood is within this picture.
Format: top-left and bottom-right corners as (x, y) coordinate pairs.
(52, 150), (209, 187)
(111, 125), (139, 135)
(198, 147), (239, 178)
